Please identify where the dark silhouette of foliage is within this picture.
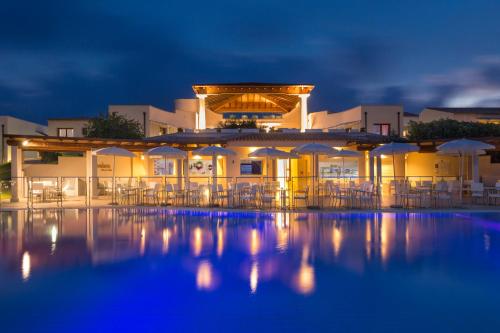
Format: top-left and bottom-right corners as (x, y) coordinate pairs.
(85, 113), (144, 139)
(407, 119), (500, 141)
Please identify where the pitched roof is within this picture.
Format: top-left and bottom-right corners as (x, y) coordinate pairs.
(150, 131), (390, 145)
(426, 107), (500, 115)
(404, 112), (419, 117)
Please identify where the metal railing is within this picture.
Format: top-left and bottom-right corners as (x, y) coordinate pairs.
(0, 175), (496, 209)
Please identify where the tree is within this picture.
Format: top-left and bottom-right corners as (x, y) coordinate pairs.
(85, 113), (144, 139)
(407, 119), (500, 141)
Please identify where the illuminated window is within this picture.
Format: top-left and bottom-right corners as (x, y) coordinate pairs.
(58, 128), (74, 137)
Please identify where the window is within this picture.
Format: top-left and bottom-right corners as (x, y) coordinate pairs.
(58, 128), (74, 137)
(240, 160), (262, 175)
(372, 123), (391, 136)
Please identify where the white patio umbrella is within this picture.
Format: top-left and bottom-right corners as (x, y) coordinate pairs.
(94, 147), (136, 204)
(437, 139), (494, 201)
(291, 143), (339, 208)
(248, 147), (298, 180)
(329, 149), (361, 178)
(192, 146), (236, 202)
(370, 142), (419, 208)
(146, 146), (187, 192)
(370, 142), (419, 180)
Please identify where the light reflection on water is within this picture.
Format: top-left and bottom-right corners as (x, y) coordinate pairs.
(0, 209), (500, 331)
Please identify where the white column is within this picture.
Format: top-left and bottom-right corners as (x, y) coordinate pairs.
(86, 150), (98, 199)
(472, 154), (479, 183)
(10, 146), (23, 202)
(369, 155), (375, 183)
(299, 94), (310, 132)
(376, 156), (382, 184)
(196, 94), (207, 130)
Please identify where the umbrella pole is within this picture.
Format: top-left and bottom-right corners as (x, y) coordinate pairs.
(212, 155), (217, 206)
(460, 153), (464, 203)
(112, 155), (116, 205)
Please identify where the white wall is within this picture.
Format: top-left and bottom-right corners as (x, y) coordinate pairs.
(0, 116), (46, 163)
(47, 119), (89, 137)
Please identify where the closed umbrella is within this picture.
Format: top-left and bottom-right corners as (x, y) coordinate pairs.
(248, 147), (297, 180)
(291, 143), (339, 208)
(437, 139), (494, 201)
(370, 142), (419, 180)
(370, 142), (419, 208)
(94, 147), (136, 204)
(192, 146), (236, 204)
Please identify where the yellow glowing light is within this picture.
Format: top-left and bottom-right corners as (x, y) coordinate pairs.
(193, 155), (202, 160)
(217, 155), (223, 159)
(248, 147), (258, 153)
(192, 227), (202, 257)
(294, 263), (315, 295)
(380, 154), (388, 159)
(250, 229), (260, 256)
(196, 261), (213, 290)
(365, 222), (372, 259)
(140, 154), (145, 160)
(217, 227), (224, 257)
(250, 261), (259, 294)
(332, 227), (342, 257)
(22, 251), (31, 281)
(140, 228), (146, 256)
(51, 225), (58, 244)
(22, 140), (29, 147)
(162, 228), (171, 254)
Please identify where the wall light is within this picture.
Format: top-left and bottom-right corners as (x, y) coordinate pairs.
(22, 140), (29, 147)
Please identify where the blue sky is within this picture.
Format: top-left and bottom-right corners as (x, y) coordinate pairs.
(2, 0), (500, 123)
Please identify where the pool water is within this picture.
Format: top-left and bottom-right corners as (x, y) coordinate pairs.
(0, 209), (499, 332)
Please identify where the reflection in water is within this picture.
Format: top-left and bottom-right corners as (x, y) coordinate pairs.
(293, 246), (315, 295)
(192, 227), (202, 257)
(332, 226), (342, 258)
(162, 228), (171, 254)
(250, 228), (260, 256)
(217, 226), (224, 258)
(250, 261), (259, 294)
(140, 227), (146, 256)
(196, 260), (214, 291)
(21, 251), (30, 281)
(0, 209), (497, 298)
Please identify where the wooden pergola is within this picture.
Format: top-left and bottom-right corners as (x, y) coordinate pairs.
(192, 83), (314, 114)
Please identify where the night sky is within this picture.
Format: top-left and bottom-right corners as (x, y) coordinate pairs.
(2, 0), (500, 124)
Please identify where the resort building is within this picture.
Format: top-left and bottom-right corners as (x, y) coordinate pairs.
(419, 107), (500, 124)
(0, 116), (46, 163)
(2, 83), (500, 207)
(309, 105), (404, 135)
(47, 117), (91, 137)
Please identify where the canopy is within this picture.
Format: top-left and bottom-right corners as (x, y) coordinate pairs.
(291, 143), (338, 155)
(192, 146), (236, 156)
(370, 142), (419, 157)
(248, 147), (297, 159)
(437, 138), (495, 192)
(94, 147), (136, 158)
(437, 139), (494, 154)
(330, 149), (361, 158)
(146, 146), (187, 158)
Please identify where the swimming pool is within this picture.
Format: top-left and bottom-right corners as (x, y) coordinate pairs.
(0, 209), (499, 332)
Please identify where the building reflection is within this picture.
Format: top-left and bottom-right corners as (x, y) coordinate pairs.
(0, 209), (455, 294)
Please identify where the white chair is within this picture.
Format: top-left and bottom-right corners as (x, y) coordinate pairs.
(259, 185), (276, 209)
(487, 181), (500, 205)
(470, 182), (485, 204)
(143, 183), (161, 205)
(293, 185), (309, 208)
